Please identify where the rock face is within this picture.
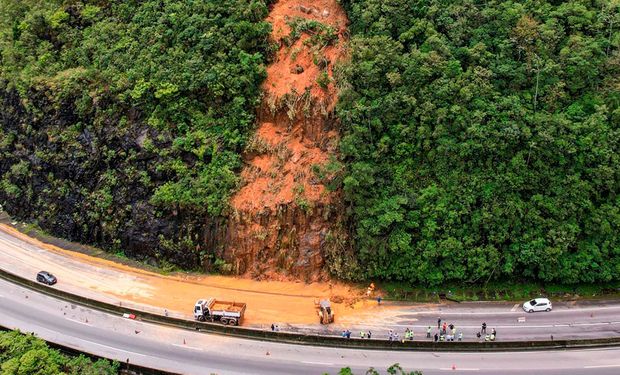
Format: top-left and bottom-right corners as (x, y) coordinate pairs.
(0, 87), (205, 269)
(221, 0), (351, 281)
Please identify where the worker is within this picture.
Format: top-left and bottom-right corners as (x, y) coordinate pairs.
(426, 326), (432, 338)
(360, 331), (365, 339)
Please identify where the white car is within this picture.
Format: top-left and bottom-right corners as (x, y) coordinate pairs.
(522, 298), (552, 313)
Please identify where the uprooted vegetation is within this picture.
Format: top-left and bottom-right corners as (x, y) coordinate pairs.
(224, 0), (352, 281)
(283, 17), (339, 48)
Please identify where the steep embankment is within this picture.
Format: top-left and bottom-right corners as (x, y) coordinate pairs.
(222, 0), (352, 281)
(0, 1), (271, 270)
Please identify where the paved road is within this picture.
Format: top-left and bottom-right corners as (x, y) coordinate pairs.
(2, 279), (620, 375)
(2, 225), (620, 342)
(324, 299), (620, 341)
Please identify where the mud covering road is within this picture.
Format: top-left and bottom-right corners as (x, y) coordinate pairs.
(0, 223), (366, 326)
(2, 278), (620, 375)
(3, 223), (620, 342)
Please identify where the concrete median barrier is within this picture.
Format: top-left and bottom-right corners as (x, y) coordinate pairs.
(1, 268), (619, 352)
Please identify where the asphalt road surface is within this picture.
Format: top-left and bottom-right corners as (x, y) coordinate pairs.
(2, 279), (620, 375)
(328, 299), (620, 341)
(2, 225), (620, 342)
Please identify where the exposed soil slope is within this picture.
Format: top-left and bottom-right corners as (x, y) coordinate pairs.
(224, 0), (350, 281)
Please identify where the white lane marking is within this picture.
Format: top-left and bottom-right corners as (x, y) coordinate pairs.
(510, 304), (519, 312)
(439, 368), (479, 371)
(84, 340), (148, 357)
(172, 343), (203, 351)
(66, 318), (91, 326)
(584, 364), (620, 369)
(302, 361), (334, 366)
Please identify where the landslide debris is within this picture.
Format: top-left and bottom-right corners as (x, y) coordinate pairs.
(220, 0), (355, 281)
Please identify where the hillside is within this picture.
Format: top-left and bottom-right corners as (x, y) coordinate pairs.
(224, 0), (352, 281)
(0, 0), (272, 270)
(336, 0), (620, 284)
(1, 0), (619, 286)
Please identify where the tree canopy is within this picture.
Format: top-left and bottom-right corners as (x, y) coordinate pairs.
(0, 330), (118, 375)
(0, 0), (272, 268)
(336, 0), (620, 285)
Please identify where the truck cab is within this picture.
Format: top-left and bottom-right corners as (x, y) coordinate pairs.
(194, 299), (213, 321)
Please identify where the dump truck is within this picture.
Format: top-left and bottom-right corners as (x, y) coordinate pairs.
(193, 298), (246, 326)
(315, 299), (334, 324)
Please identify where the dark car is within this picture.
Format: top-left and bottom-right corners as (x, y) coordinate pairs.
(36, 271), (57, 285)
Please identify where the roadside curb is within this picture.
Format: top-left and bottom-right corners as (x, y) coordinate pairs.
(2, 268), (620, 352)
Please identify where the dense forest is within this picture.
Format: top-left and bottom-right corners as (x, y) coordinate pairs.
(1, 0), (619, 286)
(0, 0), (272, 269)
(336, 0), (620, 284)
(0, 330), (118, 374)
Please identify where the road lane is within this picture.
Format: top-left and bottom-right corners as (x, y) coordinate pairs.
(2, 224), (620, 341)
(2, 279), (620, 375)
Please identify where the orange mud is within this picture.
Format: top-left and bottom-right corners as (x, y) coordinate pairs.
(1, 224), (369, 325)
(265, 0), (348, 101)
(232, 0), (348, 211)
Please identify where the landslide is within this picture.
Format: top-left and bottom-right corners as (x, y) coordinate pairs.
(221, 0), (358, 281)
(0, 1), (272, 269)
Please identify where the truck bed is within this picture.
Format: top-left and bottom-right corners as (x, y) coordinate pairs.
(211, 301), (245, 313)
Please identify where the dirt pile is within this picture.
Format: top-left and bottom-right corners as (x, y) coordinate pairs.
(222, 0), (350, 281)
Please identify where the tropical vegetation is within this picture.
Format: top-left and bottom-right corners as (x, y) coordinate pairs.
(0, 330), (118, 375)
(335, 0), (620, 285)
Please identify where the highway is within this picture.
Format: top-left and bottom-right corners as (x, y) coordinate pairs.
(2, 278), (620, 375)
(2, 224), (620, 342)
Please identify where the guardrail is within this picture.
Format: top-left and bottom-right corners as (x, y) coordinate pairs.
(2, 268), (620, 352)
